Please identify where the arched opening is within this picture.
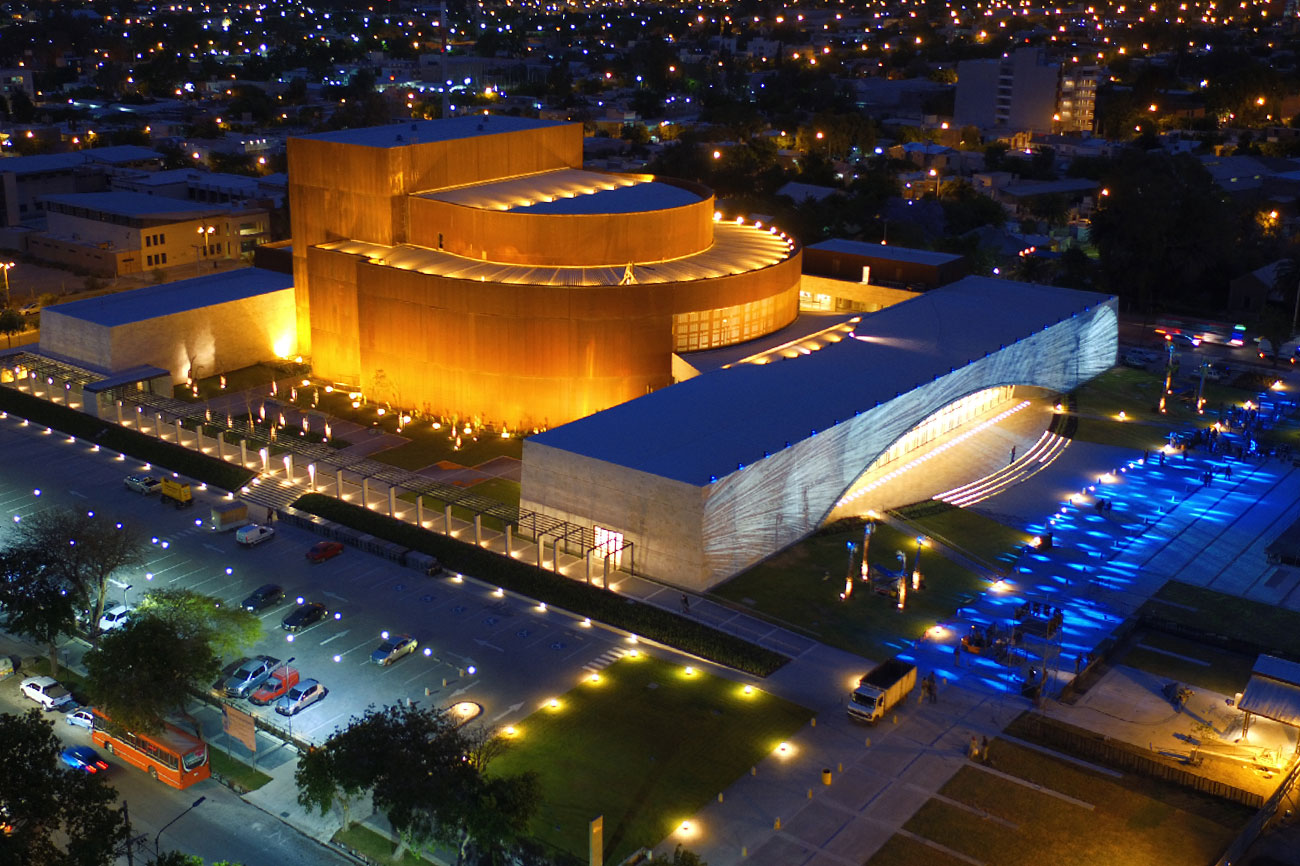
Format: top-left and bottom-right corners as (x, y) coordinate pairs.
(827, 385), (1063, 522)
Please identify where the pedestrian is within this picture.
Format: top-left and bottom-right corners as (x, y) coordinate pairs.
(680, 593), (690, 614)
(1074, 655), (1081, 674)
(980, 735), (990, 763)
(953, 644), (962, 667)
(1159, 451), (1166, 466)
(968, 735), (980, 760)
(1226, 465), (1233, 480)
(928, 672), (938, 704)
(1009, 445), (1016, 465)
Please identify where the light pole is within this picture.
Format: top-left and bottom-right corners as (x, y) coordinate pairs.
(195, 225), (215, 275)
(154, 795), (205, 856)
(0, 261), (14, 308)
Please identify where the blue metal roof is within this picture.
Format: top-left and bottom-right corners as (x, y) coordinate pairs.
(45, 268), (293, 327)
(290, 116), (568, 149)
(531, 276), (1112, 485)
(0, 145), (160, 176)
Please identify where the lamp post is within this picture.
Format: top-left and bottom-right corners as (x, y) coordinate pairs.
(0, 261), (14, 308)
(195, 225), (215, 275)
(154, 795), (205, 856)
(913, 536), (926, 590)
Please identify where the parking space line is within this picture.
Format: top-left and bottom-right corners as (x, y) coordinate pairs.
(319, 629), (351, 645)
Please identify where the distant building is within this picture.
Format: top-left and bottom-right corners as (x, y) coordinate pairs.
(0, 146), (163, 228)
(803, 240), (967, 291)
(29, 191), (269, 277)
(955, 48), (1098, 136)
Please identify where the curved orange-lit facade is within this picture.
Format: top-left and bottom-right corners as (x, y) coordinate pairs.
(288, 118), (801, 429)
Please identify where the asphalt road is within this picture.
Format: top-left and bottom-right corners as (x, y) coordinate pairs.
(0, 678), (352, 866)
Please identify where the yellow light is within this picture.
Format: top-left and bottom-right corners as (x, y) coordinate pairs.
(627, 649), (640, 659)
(743, 684), (754, 695)
(588, 673), (600, 684)
(677, 820), (694, 836)
(547, 698), (560, 710)
(504, 725), (518, 737)
(775, 741), (793, 757)
(684, 666), (695, 676)
(927, 625), (947, 639)
(1117, 411), (1127, 421)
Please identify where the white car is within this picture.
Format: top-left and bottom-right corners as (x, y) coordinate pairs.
(20, 676), (74, 710)
(97, 605), (131, 632)
(66, 708), (95, 730)
(235, 524), (276, 546)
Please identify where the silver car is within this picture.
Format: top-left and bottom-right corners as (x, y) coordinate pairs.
(224, 656), (276, 698)
(276, 679), (327, 716)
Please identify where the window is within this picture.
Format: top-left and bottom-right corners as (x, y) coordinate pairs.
(145, 235), (152, 247)
(146, 254), (153, 266)
(159, 233), (165, 244)
(160, 253), (167, 264)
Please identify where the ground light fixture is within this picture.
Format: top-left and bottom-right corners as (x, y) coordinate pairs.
(774, 742), (794, 757)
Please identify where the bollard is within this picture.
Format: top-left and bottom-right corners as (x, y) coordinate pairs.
(810, 717), (816, 727)
(837, 762), (843, 773)
(717, 793), (724, 803)
(751, 767), (757, 776)
(807, 788), (813, 800)
(741, 847), (747, 858)
(425, 687), (430, 697)
(892, 715), (898, 725)
(773, 818), (781, 831)
(865, 737), (871, 747)
(822, 768), (832, 786)
(442, 678), (448, 688)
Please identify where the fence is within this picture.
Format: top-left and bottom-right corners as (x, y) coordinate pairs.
(1214, 759), (1300, 866)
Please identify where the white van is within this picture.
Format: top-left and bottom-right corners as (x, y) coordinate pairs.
(235, 524), (276, 546)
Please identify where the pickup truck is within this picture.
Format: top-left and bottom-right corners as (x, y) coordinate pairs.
(847, 657), (917, 724)
(223, 655), (278, 698)
(21, 676), (75, 711)
(249, 666), (299, 706)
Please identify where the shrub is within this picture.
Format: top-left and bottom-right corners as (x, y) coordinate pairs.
(292, 493), (790, 677)
(0, 386), (256, 491)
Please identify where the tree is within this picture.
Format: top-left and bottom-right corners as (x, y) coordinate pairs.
(0, 548), (81, 677)
(1272, 252), (1300, 337)
(83, 617), (220, 733)
(133, 587), (261, 659)
(296, 706), (540, 864)
(0, 710), (128, 866)
(3, 507), (147, 645)
(0, 308), (24, 347)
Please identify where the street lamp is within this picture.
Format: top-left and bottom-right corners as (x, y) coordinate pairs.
(0, 261), (14, 308)
(154, 795), (205, 855)
(195, 225), (216, 275)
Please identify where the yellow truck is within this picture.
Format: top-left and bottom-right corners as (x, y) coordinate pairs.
(160, 479), (193, 509)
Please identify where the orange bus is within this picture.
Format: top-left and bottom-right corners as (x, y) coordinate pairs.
(90, 710), (211, 789)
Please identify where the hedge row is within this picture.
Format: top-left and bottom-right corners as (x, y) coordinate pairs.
(0, 386), (256, 492)
(292, 493), (790, 677)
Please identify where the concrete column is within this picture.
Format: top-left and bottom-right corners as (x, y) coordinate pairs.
(585, 550), (592, 584)
(154, 412), (163, 435)
(505, 524), (513, 557)
(443, 504), (453, 535)
(284, 452), (294, 480)
(240, 439), (248, 467)
(416, 496), (425, 527)
(473, 514), (482, 547)
(116, 402), (123, 425)
(388, 485), (397, 518)
(537, 535), (546, 568)
(361, 478), (369, 509)
(174, 418), (184, 445)
(335, 468), (345, 499)
(216, 433), (225, 461)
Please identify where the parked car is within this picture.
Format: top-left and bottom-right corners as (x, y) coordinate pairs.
(123, 474), (162, 495)
(305, 541), (344, 563)
(241, 583), (285, 612)
(97, 605), (131, 632)
(276, 679), (327, 716)
(235, 524), (276, 546)
(1122, 349), (1159, 368)
(59, 745), (108, 774)
(371, 634), (418, 666)
(20, 676), (74, 711)
(249, 666), (299, 706)
(224, 656), (278, 698)
(281, 602), (329, 633)
(65, 708), (95, 730)
(1200, 364), (1224, 382)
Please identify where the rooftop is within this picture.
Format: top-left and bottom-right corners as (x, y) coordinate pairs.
(319, 220), (792, 285)
(420, 168), (702, 214)
(0, 145), (161, 176)
(42, 191), (237, 220)
(290, 116), (568, 149)
(806, 239), (964, 267)
(530, 276), (1113, 485)
(43, 267), (293, 327)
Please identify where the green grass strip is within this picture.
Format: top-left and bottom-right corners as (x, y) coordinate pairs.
(207, 746), (272, 792)
(0, 386), (256, 492)
(290, 493), (789, 677)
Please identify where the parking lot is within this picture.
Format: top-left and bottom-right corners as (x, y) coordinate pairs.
(0, 415), (637, 743)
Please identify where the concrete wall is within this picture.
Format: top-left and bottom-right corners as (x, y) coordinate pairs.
(39, 288), (297, 383)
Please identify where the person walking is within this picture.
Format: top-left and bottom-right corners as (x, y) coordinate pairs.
(927, 672), (938, 703)
(980, 735), (990, 763)
(968, 735), (980, 760)
(953, 644), (962, 667)
(680, 593), (690, 614)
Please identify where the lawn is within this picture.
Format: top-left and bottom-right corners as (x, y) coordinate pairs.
(487, 655), (812, 865)
(710, 517), (988, 658)
(1115, 629), (1257, 697)
(1069, 367), (1256, 451)
(467, 476), (521, 508)
(872, 739), (1250, 866)
(892, 501), (1031, 574)
(1141, 580), (1300, 658)
(332, 824), (430, 866)
(208, 746), (272, 792)
(172, 363), (294, 402)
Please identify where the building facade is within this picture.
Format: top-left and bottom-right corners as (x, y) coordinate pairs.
(288, 117), (802, 430)
(955, 48), (1099, 135)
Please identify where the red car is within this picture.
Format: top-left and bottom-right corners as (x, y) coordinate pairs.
(306, 541), (344, 563)
(250, 666), (300, 706)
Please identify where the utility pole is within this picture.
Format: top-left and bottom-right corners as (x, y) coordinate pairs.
(117, 801), (149, 866)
